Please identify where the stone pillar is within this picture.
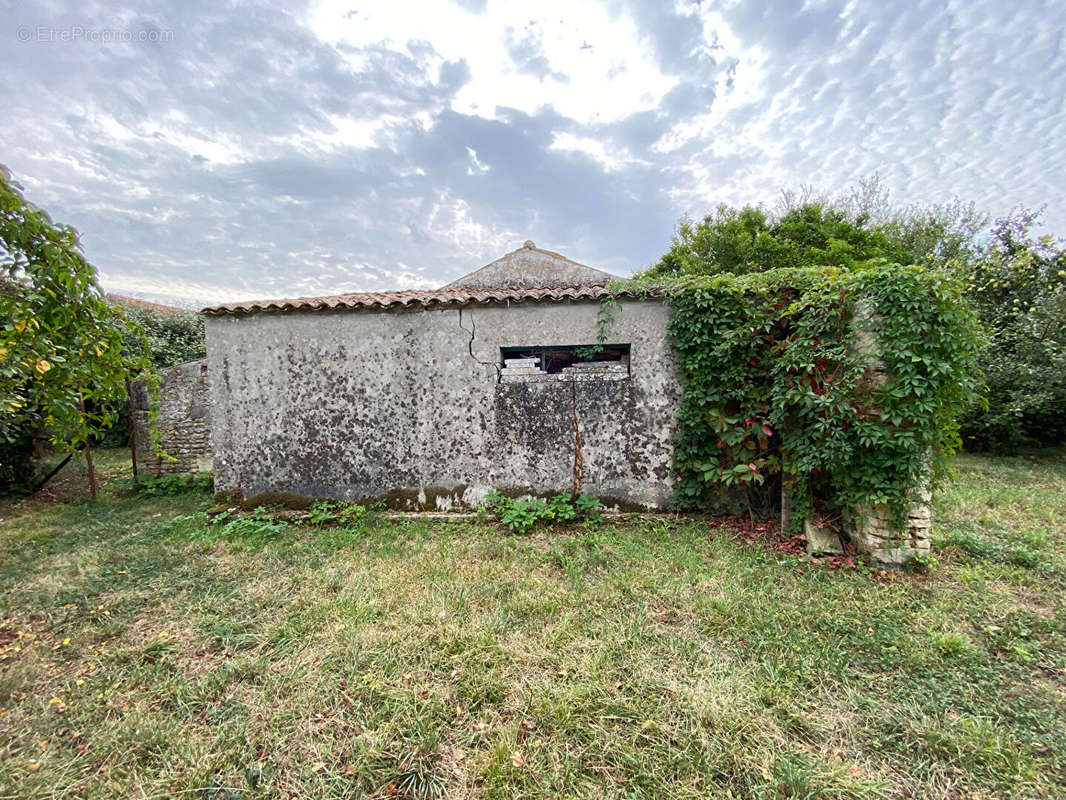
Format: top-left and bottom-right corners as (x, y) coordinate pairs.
(847, 299), (933, 568)
(850, 489), (932, 568)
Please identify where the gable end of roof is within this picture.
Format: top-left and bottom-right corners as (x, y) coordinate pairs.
(442, 240), (620, 290)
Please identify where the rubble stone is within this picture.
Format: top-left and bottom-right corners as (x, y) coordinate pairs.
(805, 518), (843, 554)
(131, 359), (212, 476)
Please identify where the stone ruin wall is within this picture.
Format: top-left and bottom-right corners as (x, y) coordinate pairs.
(131, 359), (212, 477)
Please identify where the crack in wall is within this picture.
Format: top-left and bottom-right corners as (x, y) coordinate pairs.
(458, 308), (502, 382)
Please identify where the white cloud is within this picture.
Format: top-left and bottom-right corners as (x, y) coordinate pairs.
(307, 0), (677, 124)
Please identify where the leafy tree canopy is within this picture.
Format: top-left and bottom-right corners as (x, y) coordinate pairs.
(645, 177), (1066, 453)
(644, 178), (988, 279)
(0, 166), (153, 478)
(646, 202), (908, 278)
(959, 211), (1066, 450)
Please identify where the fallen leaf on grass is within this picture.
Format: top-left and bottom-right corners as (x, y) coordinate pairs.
(510, 750), (525, 768)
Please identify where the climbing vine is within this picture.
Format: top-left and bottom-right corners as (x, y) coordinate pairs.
(618, 264), (982, 532)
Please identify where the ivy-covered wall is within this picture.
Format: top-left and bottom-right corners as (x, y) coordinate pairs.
(620, 264), (981, 565)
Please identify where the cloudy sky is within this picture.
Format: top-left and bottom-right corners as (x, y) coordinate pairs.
(5, 0), (1064, 306)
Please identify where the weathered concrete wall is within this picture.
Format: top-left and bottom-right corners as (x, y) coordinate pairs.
(205, 300), (680, 509)
(132, 359), (213, 476)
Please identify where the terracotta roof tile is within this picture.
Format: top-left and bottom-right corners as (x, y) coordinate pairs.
(107, 293), (194, 315)
(201, 285), (650, 316)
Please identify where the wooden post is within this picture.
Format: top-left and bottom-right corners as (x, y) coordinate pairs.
(125, 376), (138, 480)
(780, 476), (792, 534)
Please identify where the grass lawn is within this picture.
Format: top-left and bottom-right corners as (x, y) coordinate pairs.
(1, 451), (1064, 799)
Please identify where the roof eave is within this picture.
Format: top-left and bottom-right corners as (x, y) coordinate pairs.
(200, 285), (655, 317)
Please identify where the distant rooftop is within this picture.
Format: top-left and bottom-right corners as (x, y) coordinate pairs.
(442, 240), (620, 290)
(107, 293), (193, 315)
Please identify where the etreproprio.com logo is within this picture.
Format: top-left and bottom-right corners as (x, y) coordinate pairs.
(16, 25), (175, 44)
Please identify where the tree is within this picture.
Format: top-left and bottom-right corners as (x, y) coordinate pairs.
(645, 201), (909, 279)
(646, 177), (988, 280)
(646, 180), (1066, 453)
(0, 166), (153, 497)
(958, 212), (1066, 450)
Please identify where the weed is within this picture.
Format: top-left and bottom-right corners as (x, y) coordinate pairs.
(305, 499), (367, 527)
(114, 471), (213, 495)
(206, 506), (288, 547)
(484, 491), (605, 533)
(906, 550), (938, 574)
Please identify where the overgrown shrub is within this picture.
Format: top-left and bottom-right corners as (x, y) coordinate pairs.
(649, 186), (1064, 455)
(622, 264), (982, 531)
(112, 298), (205, 369)
(648, 202), (909, 278)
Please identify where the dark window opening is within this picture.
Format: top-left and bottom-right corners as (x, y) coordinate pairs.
(500, 344), (630, 375)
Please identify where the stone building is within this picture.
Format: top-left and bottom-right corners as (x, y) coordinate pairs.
(201, 242), (681, 510)
(181, 240), (933, 567)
